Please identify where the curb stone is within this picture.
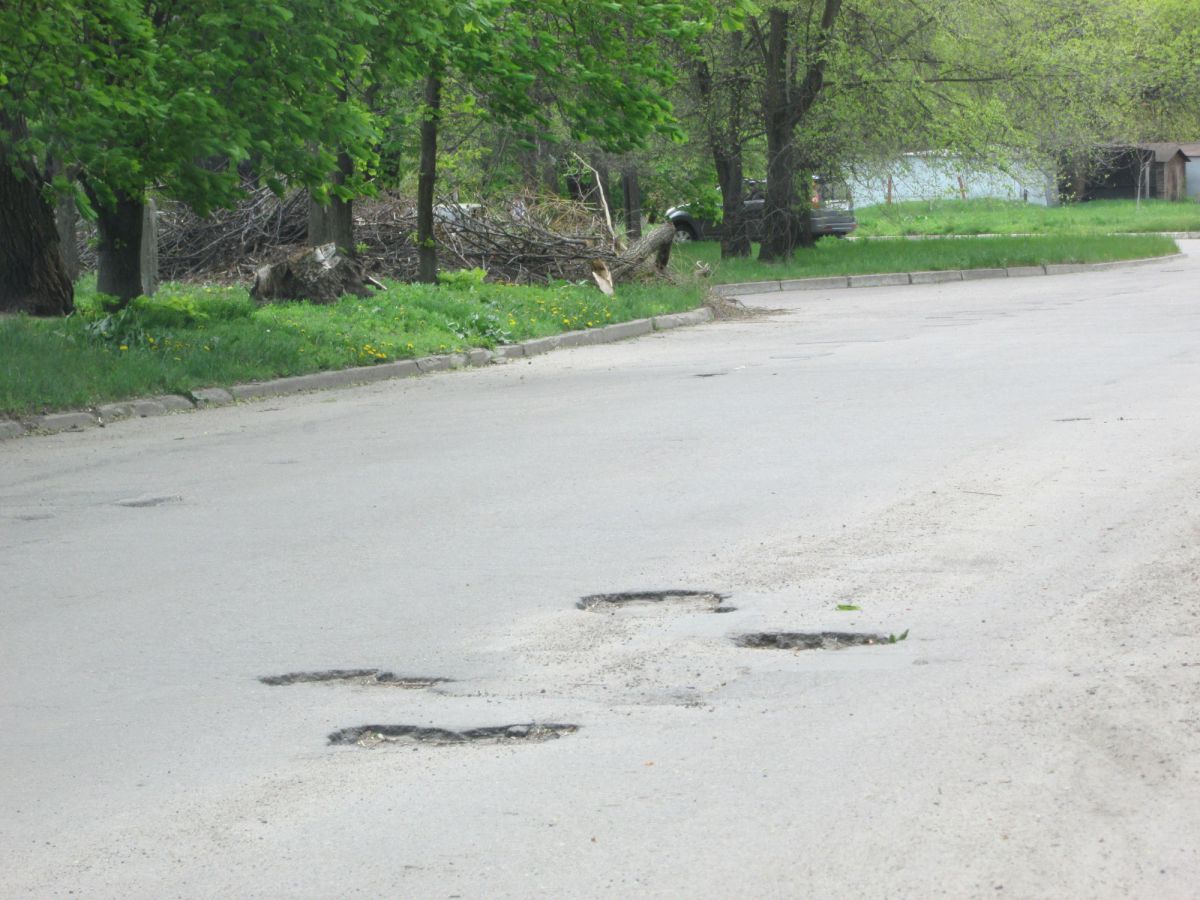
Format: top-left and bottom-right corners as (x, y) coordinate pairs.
(0, 304), (715, 441)
(29, 412), (100, 434)
(910, 270), (963, 284)
(780, 276), (849, 292)
(961, 267), (1008, 281)
(713, 252), (1184, 297)
(191, 388), (235, 407)
(848, 272), (911, 288)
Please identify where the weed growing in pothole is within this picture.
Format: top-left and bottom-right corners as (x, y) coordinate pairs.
(328, 723), (578, 747)
(259, 669), (449, 688)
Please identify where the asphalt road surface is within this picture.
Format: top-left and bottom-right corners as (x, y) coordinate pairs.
(4, 245), (1199, 898)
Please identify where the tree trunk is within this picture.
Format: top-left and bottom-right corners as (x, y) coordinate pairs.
(755, 0), (841, 263)
(55, 192), (80, 281)
(715, 153), (750, 258)
(47, 156), (81, 281)
(416, 67), (442, 285)
(94, 190), (146, 304)
(140, 198), (158, 296)
(0, 150), (74, 316)
(308, 151), (355, 253)
(758, 7), (797, 263)
(609, 222), (675, 281)
(621, 166), (642, 240)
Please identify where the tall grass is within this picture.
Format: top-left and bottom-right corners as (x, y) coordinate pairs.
(856, 198), (1200, 237)
(674, 233), (1178, 285)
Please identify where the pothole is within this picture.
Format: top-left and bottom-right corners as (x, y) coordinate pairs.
(577, 590), (732, 612)
(735, 631), (901, 650)
(329, 723), (578, 747)
(116, 494), (183, 508)
(259, 669), (449, 688)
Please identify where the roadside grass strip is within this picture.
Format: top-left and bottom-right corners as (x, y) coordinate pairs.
(675, 233), (1178, 285)
(0, 276), (703, 417)
(855, 198), (1200, 237)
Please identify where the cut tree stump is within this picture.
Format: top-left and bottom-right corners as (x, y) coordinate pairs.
(251, 243), (372, 304)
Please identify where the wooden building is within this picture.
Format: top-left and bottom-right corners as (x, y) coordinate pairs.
(1063, 143), (1196, 202)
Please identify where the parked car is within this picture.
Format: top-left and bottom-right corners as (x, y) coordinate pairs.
(665, 177), (857, 242)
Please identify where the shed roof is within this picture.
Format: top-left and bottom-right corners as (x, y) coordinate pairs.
(1139, 142), (1199, 162)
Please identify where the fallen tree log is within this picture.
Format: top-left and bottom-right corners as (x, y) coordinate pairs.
(250, 242), (372, 304)
(608, 222), (676, 283)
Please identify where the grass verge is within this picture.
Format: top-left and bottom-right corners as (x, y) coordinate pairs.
(856, 198), (1200, 237)
(675, 233), (1178, 285)
(0, 274), (704, 418)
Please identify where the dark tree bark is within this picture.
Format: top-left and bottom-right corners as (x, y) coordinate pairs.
(714, 153), (750, 258)
(0, 117), (74, 316)
(759, 7), (798, 262)
(308, 150), (355, 253)
(756, 0), (842, 263)
(692, 33), (753, 259)
(93, 189), (146, 304)
(621, 165), (642, 239)
(416, 67), (443, 285)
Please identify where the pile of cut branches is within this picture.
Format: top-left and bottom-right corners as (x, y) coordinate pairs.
(78, 188), (675, 287)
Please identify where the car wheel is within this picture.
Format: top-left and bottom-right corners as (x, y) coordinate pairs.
(672, 224), (696, 243)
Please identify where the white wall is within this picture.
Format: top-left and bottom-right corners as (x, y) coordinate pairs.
(850, 154), (1057, 207)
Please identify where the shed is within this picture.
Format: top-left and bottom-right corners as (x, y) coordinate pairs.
(1140, 143), (1189, 201)
(1064, 143), (1198, 202)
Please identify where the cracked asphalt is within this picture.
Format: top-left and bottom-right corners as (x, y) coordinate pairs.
(3, 243), (1199, 898)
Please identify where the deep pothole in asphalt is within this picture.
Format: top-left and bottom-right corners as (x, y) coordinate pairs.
(328, 723), (579, 747)
(259, 669), (450, 688)
(735, 631), (902, 650)
(577, 590), (734, 613)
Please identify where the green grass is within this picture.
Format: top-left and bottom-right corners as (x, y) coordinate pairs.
(675, 233), (1178, 285)
(856, 198), (1200, 237)
(0, 275), (704, 417)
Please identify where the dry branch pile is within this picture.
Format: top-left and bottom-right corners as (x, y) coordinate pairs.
(77, 188), (675, 288)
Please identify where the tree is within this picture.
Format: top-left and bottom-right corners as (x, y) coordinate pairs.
(0, 112), (73, 315)
(675, 13), (761, 257)
(3, 0), (383, 308)
(0, 1), (152, 314)
(409, 0), (729, 282)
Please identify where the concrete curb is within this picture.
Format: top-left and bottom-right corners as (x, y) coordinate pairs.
(0, 306), (716, 442)
(850, 231), (1200, 241)
(710, 252), (1184, 297)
